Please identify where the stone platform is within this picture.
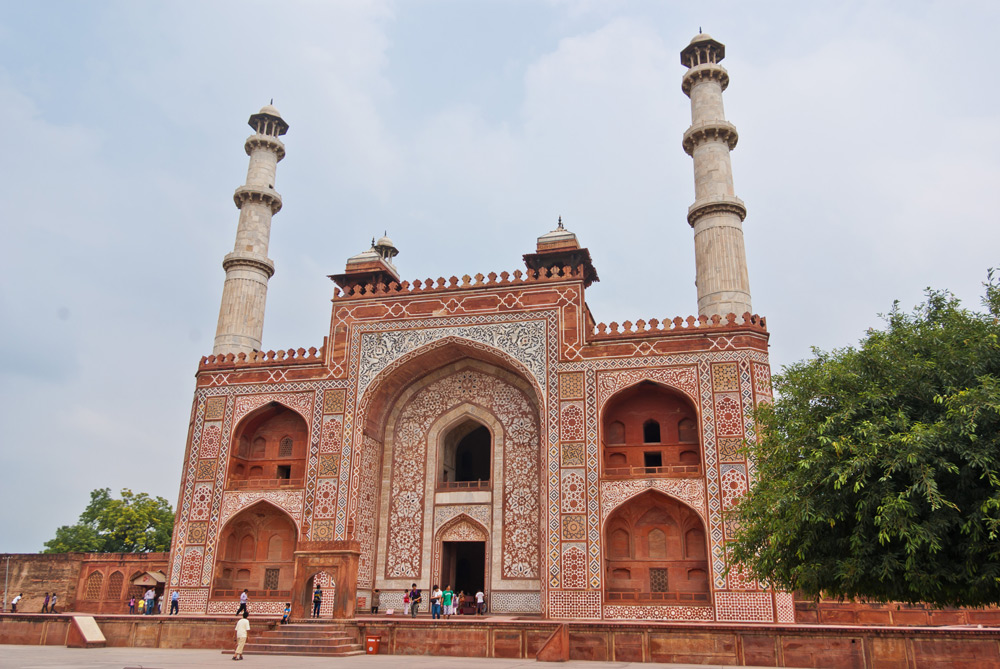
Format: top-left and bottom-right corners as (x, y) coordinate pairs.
(2, 612), (999, 667)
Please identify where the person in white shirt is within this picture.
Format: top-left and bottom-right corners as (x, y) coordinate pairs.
(236, 589), (249, 616)
(11, 593), (22, 613)
(475, 590), (485, 616)
(233, 611), (250, 660)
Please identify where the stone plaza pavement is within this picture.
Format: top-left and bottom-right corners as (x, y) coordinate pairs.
(0, 645), (784, 669)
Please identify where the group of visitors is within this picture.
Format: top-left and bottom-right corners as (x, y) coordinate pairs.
(399, 585), (486, 617)
(126, 588), (180, 614)
(7, 593), (58, 613)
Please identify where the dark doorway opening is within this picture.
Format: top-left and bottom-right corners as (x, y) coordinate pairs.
(441, 541), (486, 594)
(455, 426), (491, 482)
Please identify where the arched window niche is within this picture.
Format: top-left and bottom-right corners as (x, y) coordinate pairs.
(439, 417), (492, 489)
(601, 381), (701, 478)
(213, 501), (297, 598)
(603, 490), (710, 605)
(227, 402), (308, 490)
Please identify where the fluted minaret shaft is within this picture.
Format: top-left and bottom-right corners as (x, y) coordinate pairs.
(681, 35), (751, 319)
(213, 106), (289, 356)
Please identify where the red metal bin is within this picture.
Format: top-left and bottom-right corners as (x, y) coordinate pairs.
(366, 635), (381, 654)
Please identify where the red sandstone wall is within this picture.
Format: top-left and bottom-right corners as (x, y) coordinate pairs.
(0, 553), (168, 615)
(0, 553), (84, 613)
(795, 597), (1000, 627)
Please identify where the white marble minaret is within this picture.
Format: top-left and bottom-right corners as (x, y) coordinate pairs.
(213, 104), (288, 356)
(681, 34), (752, 319)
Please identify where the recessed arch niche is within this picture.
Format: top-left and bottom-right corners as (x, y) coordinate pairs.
(601, 381), (701, 476)
(603, 490), (710, 604)
(213, 501), (297, 597)
(228, 402), (308, 490)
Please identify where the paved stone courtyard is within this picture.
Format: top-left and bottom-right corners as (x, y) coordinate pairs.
(0, 645), (778, 669)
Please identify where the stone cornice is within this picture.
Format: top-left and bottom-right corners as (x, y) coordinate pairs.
(681, 63), (729, 96)
(682, 120), (738, 156)
(687, 195), (747, 227)
(222, 252), (275, 278)
(233, 185), (283, 213)
(244, 134), (286, 161)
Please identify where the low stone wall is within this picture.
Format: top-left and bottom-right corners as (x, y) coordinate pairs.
(0, 614), (276, 650)
(355, 618), (1000, 667)
(796, 599), (1000, 627)
(3, 614), (1000, 666)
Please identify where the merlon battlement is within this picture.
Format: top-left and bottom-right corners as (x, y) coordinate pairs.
(591, 312), (766, 339)
(199, 342), (326, 370)
(332, 264), (588, 299)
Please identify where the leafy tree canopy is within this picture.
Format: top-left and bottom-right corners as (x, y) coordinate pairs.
(43, 488), (174, 554)
(730, 274), (1000, 607)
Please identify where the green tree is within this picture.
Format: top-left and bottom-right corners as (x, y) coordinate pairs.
(729, 275), (1000, 607)
(43, 488), (174, 553)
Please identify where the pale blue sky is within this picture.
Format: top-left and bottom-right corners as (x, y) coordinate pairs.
(2, 0), (998, 551)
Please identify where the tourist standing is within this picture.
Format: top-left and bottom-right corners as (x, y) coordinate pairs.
(442, 585), (454, 620)
(144, 588), (155, 615)
(49, 593), (58, 613)
(312, 586), (322, 618)
(236, 589), (249, 616)
(169, 590), (179, 615)
(233, 611), (250, 660)
(408, 584), (421, 618)
(128, 596), (136, 614)
(41, 593), (50, 613)
(475, 589), (485, 615)
(430, 584), (442, 620)
(370, 589), (380, 614)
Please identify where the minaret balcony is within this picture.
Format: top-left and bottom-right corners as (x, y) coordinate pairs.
(233, 184), (283, 213)
(244, 134), (286, 160)
(222, 252), (275, 278)
(681, 63), (730, 95)
(682, 120), (738, 155)
(687, 194), (747, 227)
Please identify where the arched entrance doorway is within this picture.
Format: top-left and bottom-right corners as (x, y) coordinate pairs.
(301, 571), (335, 618)
(434, 515), (489, 600)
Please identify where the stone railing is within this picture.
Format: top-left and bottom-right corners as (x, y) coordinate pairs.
(333, 264), (588, 299)
(199, 342), (326, 371)
(590, 312), (766, 340)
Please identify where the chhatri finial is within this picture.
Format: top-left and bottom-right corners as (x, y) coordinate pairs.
(270, 98), (273, 105)
(558, 216), (564, 230)
(699, 26), (702, 33)
(371, 237), (376, 248)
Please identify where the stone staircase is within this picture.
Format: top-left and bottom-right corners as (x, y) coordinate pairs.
(240, 620), (366, 657)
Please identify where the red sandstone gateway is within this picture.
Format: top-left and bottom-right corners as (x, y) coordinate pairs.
(168, 32), (779, 624)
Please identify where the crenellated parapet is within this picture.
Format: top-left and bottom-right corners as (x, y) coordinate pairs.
(199, 342), (326, 370)
(591, 312), (766, 339)
(333, 264), (589, 300)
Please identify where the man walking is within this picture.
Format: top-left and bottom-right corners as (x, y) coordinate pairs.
(41, 593), (50, 613)
(49, 593), (58, 613)
(10, 593), (22, 613)
(144, 588), (155, 615)
(169, 590), (180, 615)
(236, 589), (249, 616)
(370, 589), (380, 614)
